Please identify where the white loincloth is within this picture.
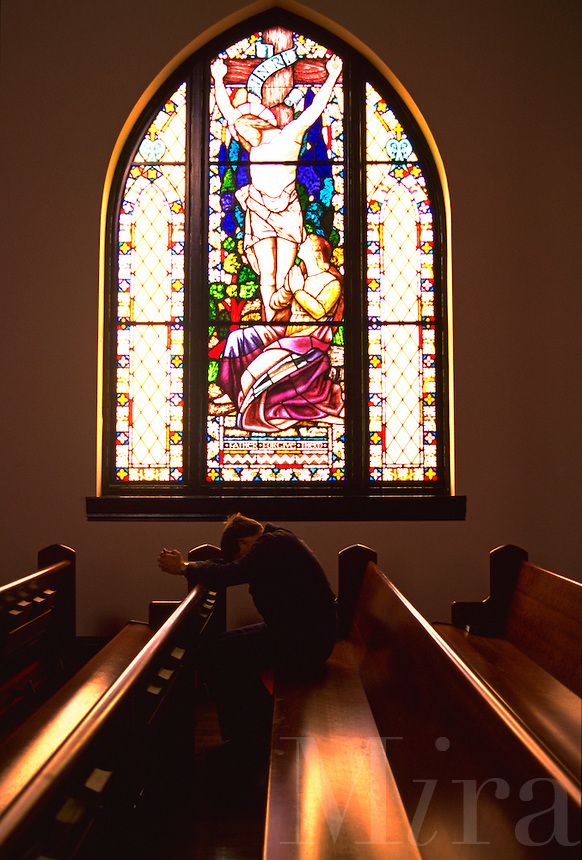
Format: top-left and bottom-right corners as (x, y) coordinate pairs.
(236, 182), (305, 272)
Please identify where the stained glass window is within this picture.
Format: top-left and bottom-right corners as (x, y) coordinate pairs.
(114, 85), (186, 482)
(207, 31), (345, 483)
(101, 13), (453, 510)
(366, 84), (438, 482)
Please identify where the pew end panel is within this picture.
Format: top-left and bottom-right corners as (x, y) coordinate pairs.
(337, 543), (377, 639)
(451, 544), (528, 636)
(188, 543), (226, 637)
(0, 545), (76, 729)
(36, 544), (77, 647)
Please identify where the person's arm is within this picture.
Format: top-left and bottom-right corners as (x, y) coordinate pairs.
(286, 55), (342, 141)
(211, 58), (239, 127)
(158, 547), (250, 590)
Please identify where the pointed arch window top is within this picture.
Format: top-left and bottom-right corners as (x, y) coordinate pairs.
(90, 12), (465, 521)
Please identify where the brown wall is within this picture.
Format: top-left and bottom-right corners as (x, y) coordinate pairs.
(1, 0), (580, 635)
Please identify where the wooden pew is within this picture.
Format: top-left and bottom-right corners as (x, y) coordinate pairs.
(0, 545), (76, 729)
(264, 546), (421, 860)
(438, 544), (581, 694)
(345, 546), (579, 858)
(0, 620), (153, 814)
(264, 546), (580, 859)
(433, 545), (581, 798)
(0, 576), (222, 858)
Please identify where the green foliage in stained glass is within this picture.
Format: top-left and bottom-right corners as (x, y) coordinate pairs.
(208, 360), (219, 383)
(221, 168), (236, 193)
(238, 266), (258, 286)
(210, 283), (226, 301)
(223, 254), (240, 275)
(239, 282), (258, 300)
(332, 327), (344, 346)
(296, 184), (308, 212)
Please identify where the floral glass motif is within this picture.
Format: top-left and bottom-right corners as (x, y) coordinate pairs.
(366, 83), (437, 481)
(115, 84), (186, 482)
(207, 29), (346, 482)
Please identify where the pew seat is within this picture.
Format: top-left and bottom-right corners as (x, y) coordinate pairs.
(265, 640), (420, 859)
(434, 625), (580, 787)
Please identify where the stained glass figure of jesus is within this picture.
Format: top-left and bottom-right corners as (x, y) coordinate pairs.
(210, 54), (342, 321)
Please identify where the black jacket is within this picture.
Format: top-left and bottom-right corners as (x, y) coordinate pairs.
(188, 524), (337, 664)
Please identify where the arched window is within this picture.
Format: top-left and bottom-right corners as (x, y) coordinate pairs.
(90, 10), (464, 520)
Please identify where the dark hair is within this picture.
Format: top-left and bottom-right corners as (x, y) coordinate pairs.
(221, 513), (263, 561)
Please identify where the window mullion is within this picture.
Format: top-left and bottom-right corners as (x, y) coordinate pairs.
(343, 61), (368, 488)
(187, 60), (208, 490)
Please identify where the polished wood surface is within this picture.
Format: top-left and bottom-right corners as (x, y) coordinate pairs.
(505, 562), (581, 695)
(0, 545), (76, 726)
(265, 640), (421, 859)
(434, 623), (581, 785)
(450, 546), (581, 695)
(0, 581), (216, 858)
(0, 620), (153, 812)
(352, 561), (580, 858)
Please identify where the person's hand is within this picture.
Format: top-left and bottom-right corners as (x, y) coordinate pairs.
(158, 548), (186, 575)
(326, 55), (342, 79)
(287, 265), (304, 295)
(211, 58), (227, 82)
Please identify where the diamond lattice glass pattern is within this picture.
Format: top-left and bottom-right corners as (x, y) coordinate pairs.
(115, 85), (186, 482)
(207, 29), (345, 481)
(366, 84), (437, 482)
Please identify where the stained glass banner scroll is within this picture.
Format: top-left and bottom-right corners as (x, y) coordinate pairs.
(207, 29), (346, 482)
(114, 84), (186, 482)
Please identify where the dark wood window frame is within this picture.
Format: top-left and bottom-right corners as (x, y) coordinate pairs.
(87, 9), (466, 522)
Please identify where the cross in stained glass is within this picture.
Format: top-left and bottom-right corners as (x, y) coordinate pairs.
(216, 28), (342, 129)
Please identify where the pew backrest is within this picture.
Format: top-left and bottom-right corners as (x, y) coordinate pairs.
(451, 545), (581, 695)
(505, 562), (581, 695)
